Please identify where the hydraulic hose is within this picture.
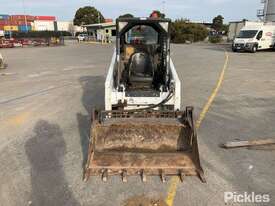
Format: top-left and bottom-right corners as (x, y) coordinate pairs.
(124, 89), (174, 112)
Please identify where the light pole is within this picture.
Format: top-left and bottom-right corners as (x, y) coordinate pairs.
(162, 0), (166, 15)
(91, 0), (100, 23)
(22, 0), (28, 32)
(98, 11), (100, 23)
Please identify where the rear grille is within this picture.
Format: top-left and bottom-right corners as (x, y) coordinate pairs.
(100, 110), (184, 121)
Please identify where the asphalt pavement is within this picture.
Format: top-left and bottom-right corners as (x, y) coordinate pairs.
(0, 41), (274, 206)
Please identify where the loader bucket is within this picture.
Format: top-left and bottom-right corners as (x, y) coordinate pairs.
(84, 107), (205, 183)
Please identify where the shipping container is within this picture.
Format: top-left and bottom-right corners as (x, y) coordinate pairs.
(10, 15), (35, 21)
(26, 15), (35, 21)
(6, 20), (19, 25)
(0, 26), (4, 31)
(10, 15), (25, 20)
(35, 16), (56, 21)
(0, 20), (9, 25)
(15, 21), (24, 25)
(10, 20), (21, 25)
(33, 20), (54, 31)
(0, 14), (9, 20)
(4, 25), (18, 31)
(0, 20), (32, 26)
(18, 25), (32, 32)
(18, 22), (31, 26)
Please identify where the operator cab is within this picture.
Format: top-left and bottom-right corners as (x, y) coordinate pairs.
(115, 18), (171, 95)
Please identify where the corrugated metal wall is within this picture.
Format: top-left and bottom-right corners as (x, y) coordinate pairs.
(265, 0), (275, 21)
(33, 20), (55, 31)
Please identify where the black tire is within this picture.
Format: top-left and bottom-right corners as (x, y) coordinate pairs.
(232, 48), (237, 52)
(251, 45), (257, 53)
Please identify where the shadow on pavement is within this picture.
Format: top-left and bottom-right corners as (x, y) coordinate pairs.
(25, 120), (80, 206)
(77, 76), (105, 168)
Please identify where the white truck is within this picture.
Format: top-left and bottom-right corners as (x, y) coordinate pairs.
(232, 24), (275, 53)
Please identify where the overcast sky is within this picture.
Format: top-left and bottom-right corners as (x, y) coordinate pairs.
(1, 0), (262, 22)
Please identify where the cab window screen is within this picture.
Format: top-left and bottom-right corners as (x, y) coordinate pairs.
(125, 25), (158, 44)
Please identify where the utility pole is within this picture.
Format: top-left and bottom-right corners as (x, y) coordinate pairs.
(22, 0), (28, 32)
(264, 0), (269, 22)
(92, 0), (100, 23)
(162, 0), (166, 15)
(98, 11), (100, 23)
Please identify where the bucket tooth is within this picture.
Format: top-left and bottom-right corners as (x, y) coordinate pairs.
(141, 170), (147, 182)
(160, 170), (166, 183)
(179, 170), (185, 182)
(83, 169), (90, 182)
(102, 169), (108, 182)
(197, 170), (206, 183)
(122, 170), (128, 183)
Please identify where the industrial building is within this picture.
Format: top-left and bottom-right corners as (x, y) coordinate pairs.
(56, 21), (84, 36)
(83, 22), (116, 42)
(257, 0), (275, 21)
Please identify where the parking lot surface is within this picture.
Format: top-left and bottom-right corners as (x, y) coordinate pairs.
(0, 42), (274, 206)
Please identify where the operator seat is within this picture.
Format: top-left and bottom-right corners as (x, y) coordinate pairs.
(128, 52), (154, 85)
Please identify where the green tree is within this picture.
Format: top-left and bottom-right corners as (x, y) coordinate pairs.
(209, 36), (222, 43)
(73, 6), (104, 26)
(221, 24), (229, 35)
(171, 19), (208, 43)
(119, 13), (134, 18)
(150, 10), (165, 18)
(212, 15), (224, 31)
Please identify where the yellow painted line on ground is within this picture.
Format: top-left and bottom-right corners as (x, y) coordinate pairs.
(195, 51), (229, 129)
(166, 177), (181, 205)
(7, 111), (30, 126)
(165, 50), (229, 206)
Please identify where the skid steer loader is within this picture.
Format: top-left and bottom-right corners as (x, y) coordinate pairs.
(84, 17), (205, 183)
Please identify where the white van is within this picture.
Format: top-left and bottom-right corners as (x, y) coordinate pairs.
(232, 24), (275, 53)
